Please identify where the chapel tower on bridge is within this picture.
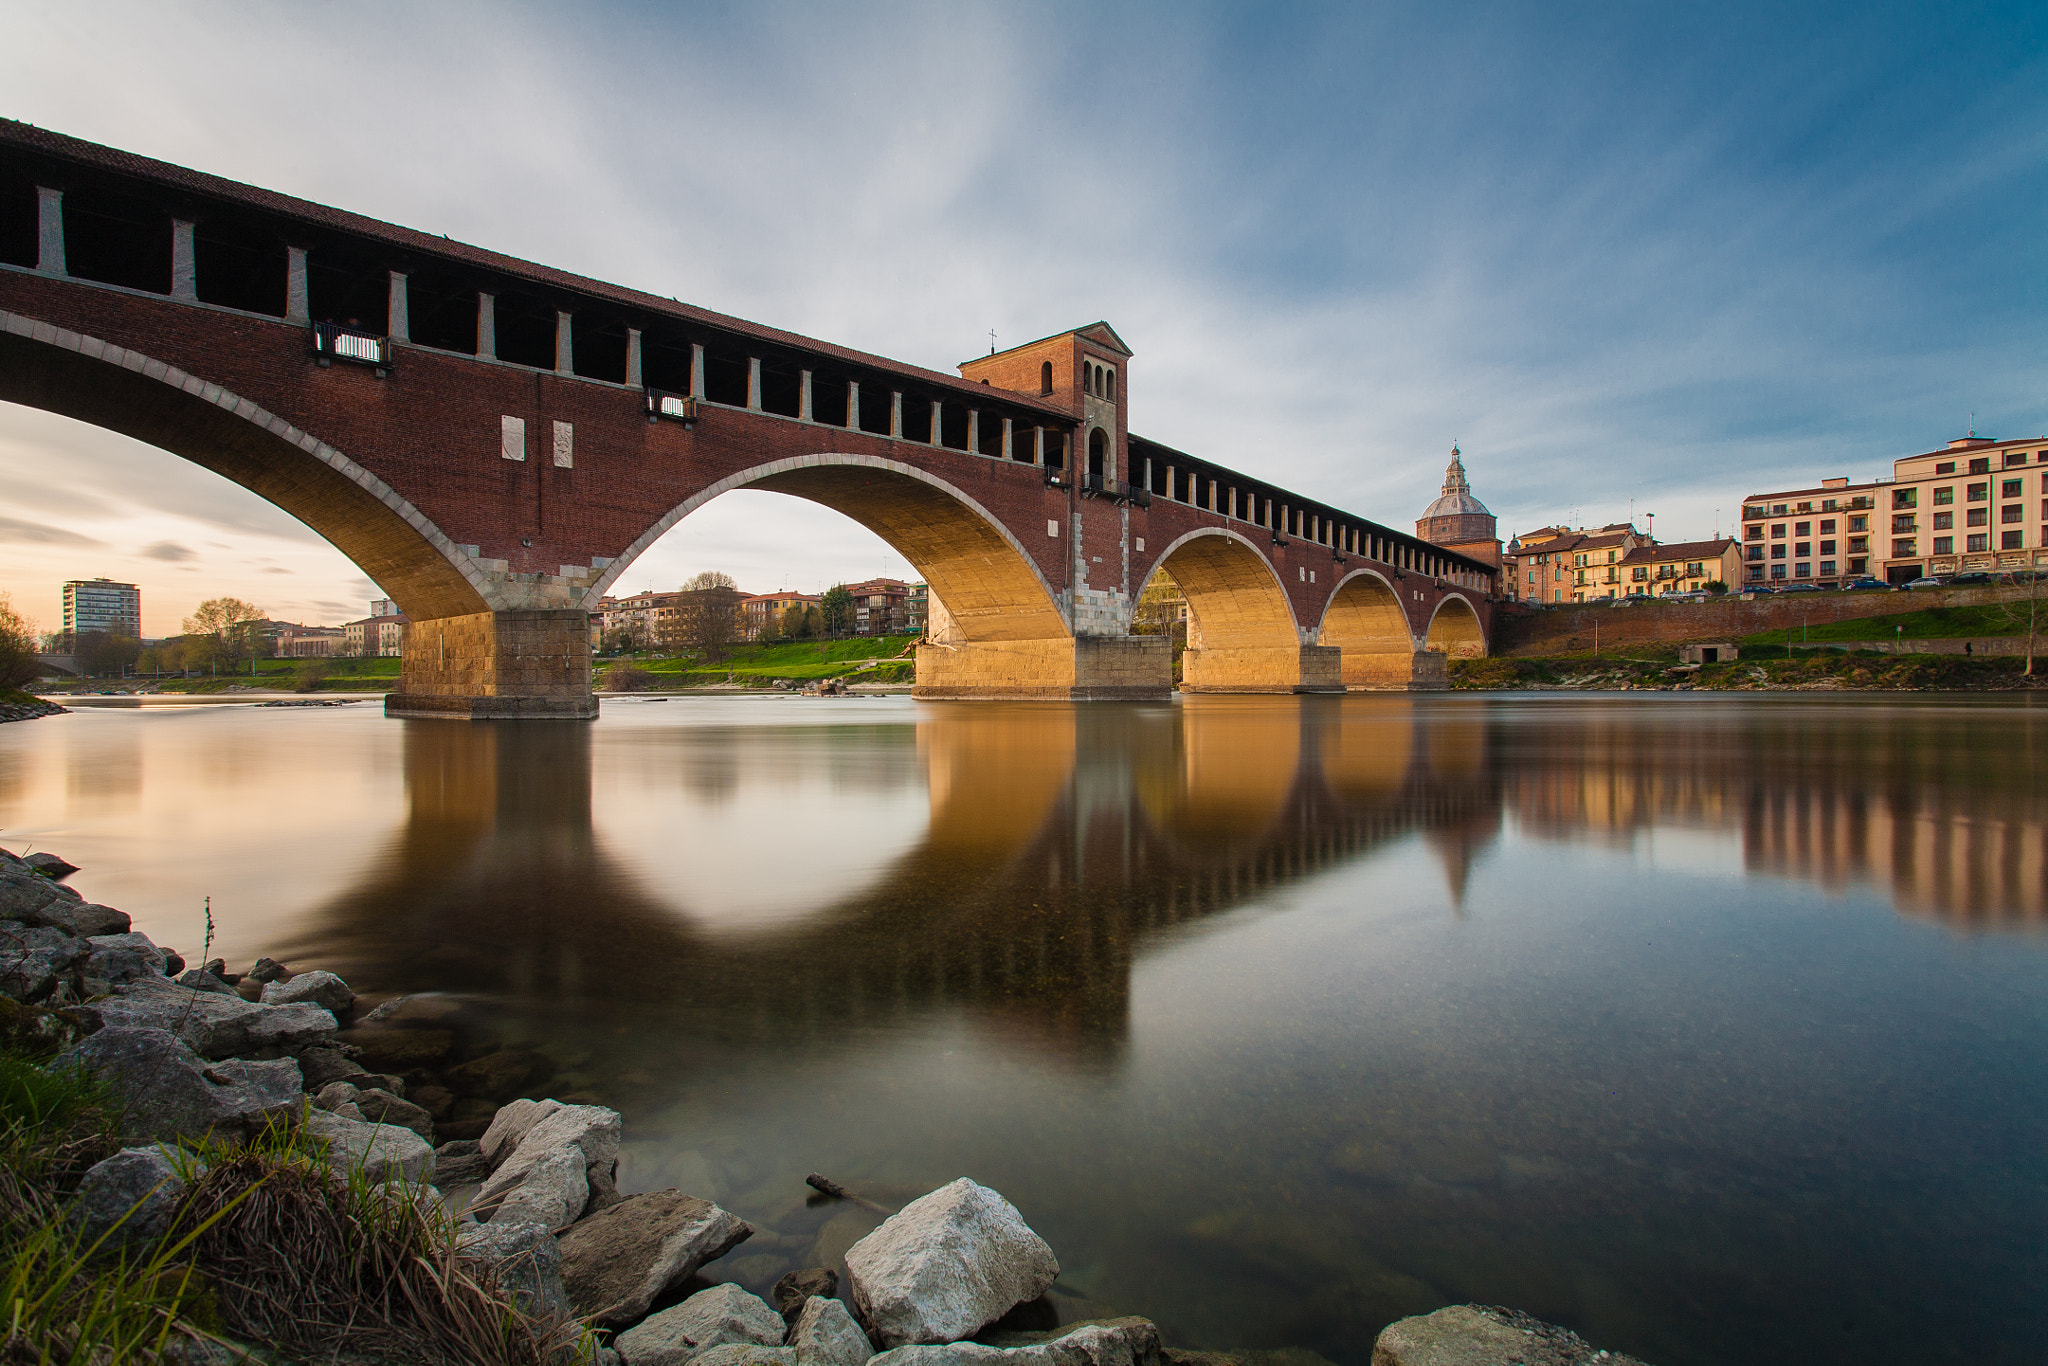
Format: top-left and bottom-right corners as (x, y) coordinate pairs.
(1416, 447), (1501, 568)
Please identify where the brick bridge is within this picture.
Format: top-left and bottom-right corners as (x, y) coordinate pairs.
(0, 121), (1495, 717)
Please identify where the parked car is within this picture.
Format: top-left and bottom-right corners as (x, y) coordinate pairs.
(1948, 571), (1998, 586)
(1663, 591), (1708, 603)
(1780, 582), (1824, 593)
(1903, 576), (1946, 591)
(1838, 577), (1891, 592)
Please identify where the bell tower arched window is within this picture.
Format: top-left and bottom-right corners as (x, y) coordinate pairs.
(1040, 361), (1053, 394)
(1088, 427), (1109, 481)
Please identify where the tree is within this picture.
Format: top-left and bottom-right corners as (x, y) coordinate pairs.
(184, 598), (266, 674)
(0, 593), (41, 691)
(1990, 569), (2043, 676)
(1704, 580), (1728, 595)
(684, 570), (737, 591)
(73, 630), (142, 679)
(660, 585), (744, 660)
(780, 603), (821, 639)
(819, 585), (855, 638)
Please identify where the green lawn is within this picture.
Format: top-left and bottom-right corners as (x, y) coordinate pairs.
(604, 635), (917, 686)
(1738, 601), (2043, 649)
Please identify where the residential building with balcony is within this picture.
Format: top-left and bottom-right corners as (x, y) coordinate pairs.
(1502, 524), (1651, 603)
(1618, 538), (1743, 596)
(62, 579), (141, 638)
(843, 578), (915, 634)
(741, 591), (821, 639)
(343, 611), (406, 657)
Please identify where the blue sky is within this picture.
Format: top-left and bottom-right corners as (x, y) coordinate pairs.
(2, 0), (2043, 631)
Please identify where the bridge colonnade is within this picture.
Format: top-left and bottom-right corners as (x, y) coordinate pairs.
(2, 122), (1497, 712)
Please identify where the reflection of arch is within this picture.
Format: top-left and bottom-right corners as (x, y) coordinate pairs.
(1314, 696), (1417, 802)
(599, 454), (1070, 643)
(1087, 428), (1108, 480)
(0, 315), (491, 618)
(1143, 529), (1299, 652)
(1424, 594), (1486, 658)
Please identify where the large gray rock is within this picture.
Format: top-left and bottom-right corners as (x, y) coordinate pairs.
(489, 1143), (587, 1231)
(174, 969), (239, 997)
(54, 1026), (303, 1144)
(354, 1087), (434, 1140)
(473, 1102), (620, 1223)
(790, 1295), (874, 1366)
(482, 1096), (563, 1168)
(18, 899), (130, 939)
(23, 852), (78, 879)
(845, 1178), (1060, 1347)
(613, 1283), (784, 1366)
(295, 1045), (372, 1090)
(689, 1349), (797, 1366)
(304, 1108), (436, 1186)
(1, 924), (88, 1002)
(867, 1321), (1161, 1366)
(1369, 1306), (1655, 1366)
(260, 970), (354, 1017)
(456, 1218), (572, 1324)
(434, 1138), (490, 1187)
(0, 862), (81, 921)
(79, 932), (169, 996)
(556, 1189), (755, 1330)
(84, 977), (337, 1059)
(67, 1146), (189, 1251)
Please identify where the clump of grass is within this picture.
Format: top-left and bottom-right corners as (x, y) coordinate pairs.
(599, 664), (654, 692)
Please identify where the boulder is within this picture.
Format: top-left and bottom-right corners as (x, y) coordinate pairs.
(866, 1321), (1161, 1366)
(295, 1045), (372, 1090)
(79, 932), (169, 996)
(0, 863), (80, 920)
(54, 1026), (302, 1144)
(482, 1097), (562, 1168)
(67, 1146), (189, 1251)
(24, 852), (78, 879)
(488, 1143), (587, 1231)
(19, 899), (130, 939)
(473, 1102), (620, 1223)
(246, 957), (291, 984)
(314, 1081), (362, 1110)
(790, 1295), (874, 1366)
(84, 978), (337, 1059)
(174, 969), (239, 997)
(556, 1188), (755, 1329)
(161, 949), (187, 977)
(773, 1267), (839, 1321)
(613, 1283), (784, 1366)
(260, 970), (355, 1016)
(352, 1087), (434, 1140)
(456, 1218), (572, 1324)
(434, 1138), (491, 1187)
(844, 1178), (1059, 1347)
(1, 924), (89, 1002)
(335, 1027), (454, 1070)
(0, 995), (86, 1055)
(689, 1348), (799, 1366)
(1369, 1306), (1655, 1366)
(303, 1109), (436, 1186)
(444, 1047), (551, 1101)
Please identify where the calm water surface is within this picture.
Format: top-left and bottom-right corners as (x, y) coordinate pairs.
(3, 693), (2045, 1365)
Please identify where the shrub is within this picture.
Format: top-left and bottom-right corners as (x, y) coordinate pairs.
(600, 664), (654, 692)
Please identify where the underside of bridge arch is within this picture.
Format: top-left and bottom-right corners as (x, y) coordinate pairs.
(1319, 570), (1436, 690)
(1426, 594), (1487, 659)
(1156, 532), (1341, 693)
(0, 326), (488, 620)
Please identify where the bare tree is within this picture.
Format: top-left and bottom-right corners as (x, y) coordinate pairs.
(684, 570), (737, 591)
(184, 597), (266, 674)
(1990, 569), (2043, 675)
(0, 593), (41, 691)
(660, 585), (745, 661)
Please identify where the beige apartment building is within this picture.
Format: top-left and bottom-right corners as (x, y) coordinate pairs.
(1618, 538), (1743, 596)
(1741, 433), (2048, 586)
(1503, 524), (1650, 603)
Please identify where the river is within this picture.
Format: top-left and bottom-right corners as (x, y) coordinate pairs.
(3, 693), (2044, 1365)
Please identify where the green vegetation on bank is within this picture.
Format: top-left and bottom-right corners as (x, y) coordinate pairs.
(603, 634), (918, 689)
(1737, 601), (2043, 649)
(1453, 652), (2044, 691)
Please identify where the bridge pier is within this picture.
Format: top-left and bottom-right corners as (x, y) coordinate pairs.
(1344, 649), (1449, 691)
(913, 635), (1172, 701)
(1180, 644), (1345, 694)
(387, 610), (598, 720)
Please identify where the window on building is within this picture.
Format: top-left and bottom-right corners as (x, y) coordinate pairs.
(1935, 461), (1956, 474)
(1820, 560), (1837, 577)
(2002, 531), (2024, 550)
(1746, 524), (1764, 540)
(1039, 361), (1053, 394)
(1967, 508), (1989, 527)
(1967, 534), (1989, 552)
(1848, 557), (1867, 574)
(1820, 539), (1837, 554)
(1771, 524), (1787, 538)
(2003, 504), (2024, 524)
(1771, 545), (1786, 559)
(1968, 482), (1989, 502)
(1969, 457), (1991, 474)
(1746, 565), (1764, 581)
(1848, 515), (1867, 532)
(1822, 499), (1838, 511)
(1933, 487), (1954, 505)
(1933, 537), (1953, 555)
(1747, 546), (1763, 561)
(1687, 562), (1703, 576)
(1892, 539), (1916, 558)
(1819, 519), (1836, 533)
(1893, 488), (1917, 507)
(1795, 562), (1812, 578)
(1795, 542), (1811, 556)
(1849, 536), (1868, 552)
(1744, 505), (1767, 519)
(1631, 567), (1647, 582)
(1772, 504), (1788, 515)
(1771, 564), (1787, 579)
(1794, 521), (1811, 536)
(2007, 452), (2029, 467)
(1891, 516), (1916, 533)
(1931, 512), (1952, 530)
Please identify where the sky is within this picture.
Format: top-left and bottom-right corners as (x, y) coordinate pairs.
(2, 0), (2044, 635)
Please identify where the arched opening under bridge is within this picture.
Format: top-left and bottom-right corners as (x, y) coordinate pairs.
(1145, 530), (1340, 693)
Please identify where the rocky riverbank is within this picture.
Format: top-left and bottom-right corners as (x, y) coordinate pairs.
(0, 689), (68, 722)
(1, 844), (1654, 1366)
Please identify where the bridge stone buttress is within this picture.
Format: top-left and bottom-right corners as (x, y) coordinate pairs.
(0, 119), (1497, 715)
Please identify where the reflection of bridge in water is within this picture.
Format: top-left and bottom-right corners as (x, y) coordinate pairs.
(294, 699), (1502, 1058)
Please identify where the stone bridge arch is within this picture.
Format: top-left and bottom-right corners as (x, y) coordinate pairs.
(1144, 528), (1341, 693)
(1425, 593), (1487, 659)
(0, 315), (497, 621)
(1317, 568), (1429, 690)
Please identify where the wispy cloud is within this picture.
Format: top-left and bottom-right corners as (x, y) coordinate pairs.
(140, 541), (196, 562)
(0, 516), (103, 548)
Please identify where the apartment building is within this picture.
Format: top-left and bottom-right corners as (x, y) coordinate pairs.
(1617, 538), (1744, 596)
(62, 579), (141, 638)
(1741, 434), (2048, 586)
(740, 591), (821, 639)
(844, 578), (915, 635)
(1502, 524), (1651, 603)
(343, 612), (406, 657)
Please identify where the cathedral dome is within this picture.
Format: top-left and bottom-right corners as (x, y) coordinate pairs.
(1423, 448), (1491, 519)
